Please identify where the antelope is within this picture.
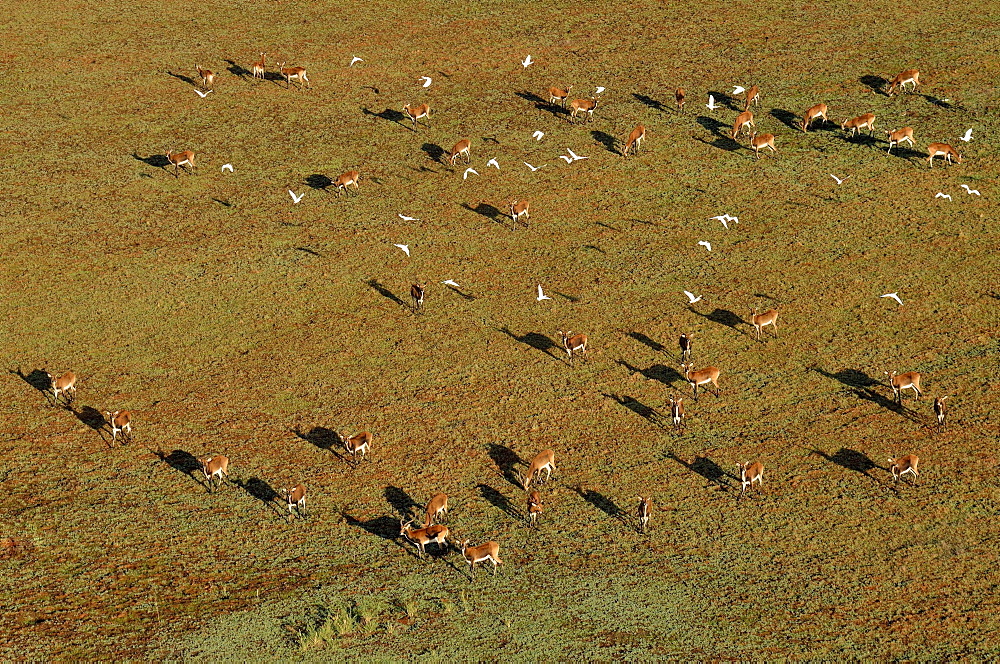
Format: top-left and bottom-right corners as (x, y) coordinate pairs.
(527, 491), (543, 527)
(637, 496), (651, 533)
(165, 150), (195, 177)
(510, 200), (530, 226)
(682, 363), (720, 400)
(934, 396), (949, 427)
(548, 85), (572, 107)
(569, 98), (598, 123)
(885, 370), (922, 402)
(739, 461), (764, 494)
(522, 449), (556, 490)
(801, 103), (829, 132)
(744, 85), (760, 110)
(558, 330), (588, 365)
(679, 333), (692, 363)
(887, 69), (920, 96)
(251, 53), (266, 80)
(333, 170), (360, 196)
(277, 62), (310, 89)
(749, 307), (778, 340)
(622, 124), (645, 157)
(889, 454), (919, 482)
(201, 455), (229, 493)
(669, 396), (684, 428)
(340, 431), (372, 462)
(749, 131), (776, 159)
(400, 519), (450, 556)
(105, 410), (132, 444)
(46, 371), (77, 403)
(448, 139), (471, 165)
(842, 113), (876, 137)
(410, 283), (425, 312)
(196, 64), (215, 90)
(402, 103), (430, 130)
(927, 143), (962, 168)
(731, 110), (755, 139)
(282, 483), (306, 519)
(425, 492), (448, 526)
(458, 539), (502, 576)
(885, 126), (915, 153)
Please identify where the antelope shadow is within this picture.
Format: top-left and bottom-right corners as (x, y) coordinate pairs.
(859, 75), (889, 96)
(385, 486), (419, 519)
(627, 331), (665, 354)
(516, 90), (564, 117)
(496, 327), (558, 358)
(695, 116), (740, 150)
(365, 279), (406, 308)
(689, 307), (745, 333)
(166, 70), (198, 87)
(632, 93), (665, 112)
(236, 477), (285, 516)
(487, 442), (523, 487)
(615, 359), (681, 387)
(477, 484), (521, 519)
(461, 202), (507, 225)
(813, 447), (881, 476)
(666, 452), (732, 489)
(887, 146), (924, 162)
(770, 109), (801, 131)
(709, 90), (741, 111)
(574, 487), (623, 521)
(341, 512), (412, 554)
(304, 174), (332, 190)
(157, 449), (202, 483)
(223, 59), (252, 79)
(602, 393), (662, 426)
(812, 367), (921, 419)
(132, 152), (171, 171)
(362, 107), (406, 127)
(590, 130), (617, 154)
(71, 406), (109, 442)
(291, 427), (346, 462)
(421, 143), (446, 163)
(10, 368), (51, 394)
(810, 367), (879, 389)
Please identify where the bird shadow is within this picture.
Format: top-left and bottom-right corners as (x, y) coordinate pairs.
(223, 59), (252, 80)
(445, 284), (476, 301)
(156, 449), (202, 484)
(132, 152), (170, 171)
(167, 70), (198, 87)
(595, 221), (619, 231)
(602, 392), (664, 426)
(296, 247), (322, 258)
(477, 484), (521, 519)
(291, 427), (346, 462)
(552, 290), (580, 303)
(496, 327), (558, 359)
(771, 109), (801, 132)
(590, 130), (618, 154)
(574, 487), (624, 522)
(9, 367), (51, 395)
(859, 75), (889, 96)
(235, 477), (285, 516)
(462, 203), (508, 226)
(362, 107), (407, 127)
(385, 486), (419, 520)
(923, 94), (953, 109)
(365, 279), (406, 308)
(304, 174), (332, 191)
(689, 307), (746, 333)
(665, 452), (732, 490)
(709, 90), (741, 111)
(632, 93), (665, 113)
(627, 331), (665, 354)
(421, 143), (446, 164)
(582, 244), (605, 254)
(615, 359), (681, 388)
(212, 198), (232, 208)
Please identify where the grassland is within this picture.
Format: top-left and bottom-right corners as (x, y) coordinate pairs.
(2, 0), (1000, 658)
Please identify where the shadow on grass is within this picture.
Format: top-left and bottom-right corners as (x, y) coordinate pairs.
(590, 130), (618, 154)
(816, 447), (880, 475)
(157, 449), (202, 483)
(633, 93), (665, 112)
(461, 202), (507, 225)
(445, 284), (476, 301)
(385, 486), (419, 519)
(236, 477), (285, 516)
(860, 75), (888, 96)
(365, 279), (406, 308)
(291, 427), (346, 462)
(666, 452), (732, 490)
(421, 143), (446, 163)
(10, 368), (51, 395)
(132, 152), (170, 172)
(362, 107), (406, 127)
(615, 359), (682, 387)
(602, 392), (663, 426)
(71, 405), (109, 442)
(516, 90), (564, 117)
(810, 367), (879, 389)
(497, 327), (558, 358)
(771, 109), (801, 131)
(887, 146), (923, 162)
(574, 486), (624, 521)
(223, 59), (252, 80)
(166, 70), (198, 87)
(487, 442), (523, 487)
(477, 484), (520, 519)
(627, 331), (665, 354)
(689, 307), (745, 333)
(341, 513), (413, 556)
(304, 174), (332, 191)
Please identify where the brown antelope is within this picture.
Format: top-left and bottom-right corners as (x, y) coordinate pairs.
(448, 139), (471, 165)
(425, 492), (448, 526)
(637, 496), (651, 533)
(558, 330), (588, 365)
(410, 283), (425, 312)
(201, 455), (229, 493)
(731, 110), (755, 139)
(675, 87), (686, 113)
(669, 396), (684, 428)
(251, 53), (266, 80)
(196, 64), (215, 90)
(749, 307), (778, 340)
(842, 113), (876, 137)
(887, 69), (920, 96)
(885, 370), (922, 402)
(749, 132), (776, 159)
(744, 85), (760, 111)
(548, 85), (572, 107)
(46, 371), (77, 403)
(522, 449), (556, 490)
(801, 103), (829, 132)
(277, 62), (310, 89)
(885, 126), (915, 153)
(569, 98), (598, 123)
(623, 124), (645, 157)
(679, 333), (692, 363)
(739, 461), (764, 494)
(458, 539), (502, 576)
(333, 170), (360, 196)
(105, 410), (132, 444)
(402, 103), (430, 130)
(400, 519), (450, 556)
(283, 483), (306, 519)
(340, 431), (372, 462)
(681, 362), (720, 400)
(889, 454), (919, 482)
(510, 200), (530, 226)
(165, 150), (195, 177)
(527, 491), (543, 527)
(927, 143), (962, 168)
(933, 396), (949, 427)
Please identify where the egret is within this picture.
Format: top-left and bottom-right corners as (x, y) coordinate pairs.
(960, 128), (973, 142)
(195, 89), (211, 98)
(706, 94), (719, 111)
(463, 168), (479, 180)
(566, 148), (588, 161)
(732, 85), (746, 95)
(350, 56), (364, 67)
(881, 292), (902, 305)
(532, 130), (544, 141)
(935, 192), (952, 201)
(418, 76), (432, 88)
(829, 174), (850, 185)
(697, 241), (712, 251)
(521, 55), (534, 68)
(398, 213), (420, 221)
(684, 290), (703, 304)
(393, 244), (410, 256)
(523, 162), (546, 171)
(536, 285), (552, 301)
(960, 184), (981, 196)
(220, 164), (234, 173)
(487, 158), (500, 169)
(288, 190), (304, 204)
(442, 279), (460, 288)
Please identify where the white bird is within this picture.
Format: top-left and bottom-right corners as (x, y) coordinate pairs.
(709, 214), (736, 229)
(595, 86), (606, 95)
(393, 244), (410, 256)
(398, 213), (420, 221)
(558, 155), (573, 164)
(706, 94), (719, 111)
(960, 128), (973, 142)
(418, 76), (432, 88)
(524, 161), (546, 171)
(463, 167), (479, 180)
(536, 285), (551, 301)
(732, 85), (746, 95)
(935, 192), (952, 201)
(288, 190), (304, 204)
(521, 55), (534, 68)
(220, 164), (234, 173)
(486, 158), (500, 170)
(881, 292), (902, 306)
(697, 241), (712, 252)
(195, 89), (211, 98)
(532, 130), (544, 141)
(960, 184), (981, 196)
(349, 56), (364, 67)
(684, 290), (703, 304)
(442, 279), (460, 288)
(830, 174), (850, 185)
(566, 148), (588, 161)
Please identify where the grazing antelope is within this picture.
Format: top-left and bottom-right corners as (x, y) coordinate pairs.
(887, 68), (920, 96)
(744, 85), (760, 110)
(731, 110), (755, 139)
(410, 283), (425, 312)
(669, 396), (684, 428)
(927, 143), (962, 168)
(458, 539), (502, 576)
(201, 455), (229, 493)
(333, 170), (360, 196)
(885, 126), (915, 153)
(749, 131), (776, 159)
(636, 496), (651, 533)
(165, 150), (195, 177)
(105, 410), (132, 444)
(885, 370), (922, 402)
(679, 333), (692, 363)
(675, 87), (686, 113)
(622, 124), (645, 157)
(889, 454), (919, 482)
(548, 85), (572, 107)
(569, 98), (598, 123)
(402, 103), (430, 130)
(842, 113), (876, 137)
(251, 53), (266, 80)
(196, 64), (215, 90)
(425, 492), (448, 526)
(801, 103), (829, 132)
(934, 396), (949, 427)
(340, 431), (372, 463)
(448, 139), (471, 165)
(283, 483), (306, 519)
(681, 363), (720, 400)
(527, 491), (543, 527)
(509, 199), (530, 226)
(277, 62), (310, 89)
(522, 449), (556, 490)
(749, 307), (778, 340)
(558, 330), (588, 365)
(46, 371), (77, 403)
(400, 519), (450, 556)
(739, 461), (764, 494)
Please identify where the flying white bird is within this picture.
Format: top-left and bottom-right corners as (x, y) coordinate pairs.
(684, 290), (703, 304)
(558, 155), (573, 164)
(960, 184), (981, 196)
(566, 148), (588, 161)
(288, 190), (304, 204)
(418, 76), (432, 88)
(524, 161), (546, 171)
(398, 213), (420, 221)
(829, 174), (850, 185)
(706, 94), (719, 111)
(732, 85), (746, 95)
(349, 56), (364, 67)
(195, 89), (211, 98)
(463, 168), (479, 180)
(442, 279), (460, 288)
(486, 158), (500, 169)
(709, 213), (739, 227)
(881, 292), (902, 306)
(393, 244), (410, 256)
(935, 192), (952, 201)
(521, 55), (534, 68)
(697, 241), (712, 251)
(595, 86), (606, 94)
(532, 130), (544, 141)
(536, 285), (552, 301)
(220, 164), (234, 173)
(960, 128), (973, 142)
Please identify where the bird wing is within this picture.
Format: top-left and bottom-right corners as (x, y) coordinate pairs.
(733, 86), (745, 95)
(487, 159), (499, 168)
(595, 87), (605, 94)
(221, 164), (233, 172)
(559, 155), (572, 163)
(442, 280), (459, 287)
(532, 131), (544, 140)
